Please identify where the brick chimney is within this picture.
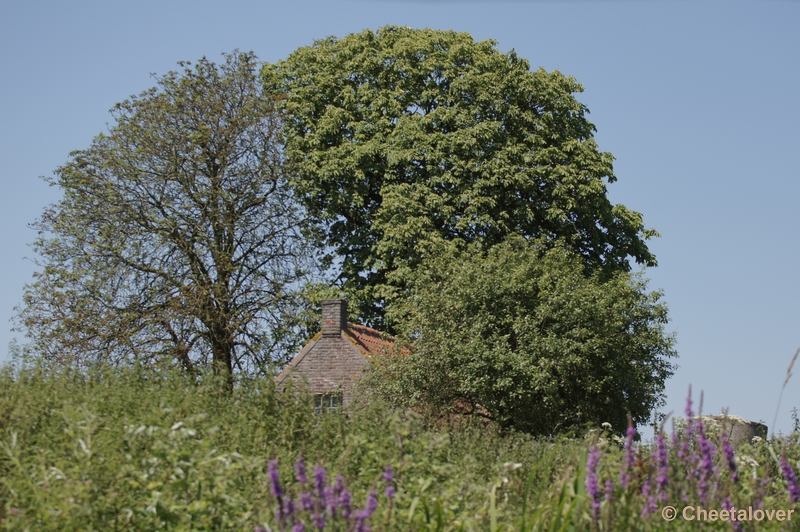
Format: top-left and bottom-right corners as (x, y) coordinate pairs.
(321, 299), (348, 337)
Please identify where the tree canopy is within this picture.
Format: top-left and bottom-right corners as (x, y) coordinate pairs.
(368, 237), (676, 435)
(16, 52), (317, 379)
(265, 26), (658, 328)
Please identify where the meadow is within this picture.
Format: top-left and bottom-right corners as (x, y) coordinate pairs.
(2, 359), (799, 531)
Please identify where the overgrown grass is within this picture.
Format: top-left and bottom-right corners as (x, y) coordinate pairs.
(2, 360), (800, 531)
(0, 361), (577, 530)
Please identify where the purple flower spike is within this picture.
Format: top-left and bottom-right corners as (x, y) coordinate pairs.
(619, 425), (636, 490)
(655, 432), (669, 501)
(284, 497), (296, 519)
(324, 485), (338, 515)
(695, 421), (718, 505)
(312, 511), (325, 531)
(339, 489), (352, 520)
(353, 492), (378, 532)
(268, 460), (284, 499)
(313, 465), (326, 498)
(300, 492), (313, 511)
(781, 456), (800, 503)
(295, 456), (308, 484)
(292, 524), (305, 532)
(685, 389), (694, 419)
(366, 489), (378, 516)
(604, 479), (614, 502)
(383, 465), (396, 499)
(586, 445), (602, 521)
(723, 497), (744, 532)
(640, 476), (657, 518)
(684, 389), (697, 441)
(268, 459), (286, 523)
(353, 488), (379, 531)
(721, 432), (739, 482)
(368, 489), (378, 514)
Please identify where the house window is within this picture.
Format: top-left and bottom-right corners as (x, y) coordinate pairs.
(314, 393), (342, 413)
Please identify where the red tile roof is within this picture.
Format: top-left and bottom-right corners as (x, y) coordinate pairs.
(346, 323), (396, 357)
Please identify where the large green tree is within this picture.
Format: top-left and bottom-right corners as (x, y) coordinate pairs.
(16, 52), (317, 379)
(367, 236), (676, 435)
(265, 26), (657, 328)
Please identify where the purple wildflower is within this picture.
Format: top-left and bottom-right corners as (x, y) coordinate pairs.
(353, 490), (379, 532)
(676, 423), (692, 463)
(333, 475), (344, 495)
(312, 511), (325, 531)
(619, 425), (636, 490)
(753, 474), (770, 510)
(383, 465), (396, 499)
(720, 432), (739, 482)
(678, 423), (698, 498)
(781, 456), (800, 503)
(654, 432), (669, 501)
(640, 475), (657, 518)
(268, 460), (284, 499)
(292, 524), (305, 532)
(353, 511), (370, 532)
(284, 497), (296, 520)
(604, 479), (614, 503)
(722, 497), (743, 532)
(338, 489), (352, 520)
(313, 465), (326, 499)
(268, 459), (285, 523)
(586, 445), (602, 521)
(324, 485), (338, 515)
(684, 390), (697, 441)
(354, 521), (372, 532)
(299, 492), (314, 511)
(366, 489), (378, 515)
(695, 421), (718, 505)
(295, 456), (308, 484)
(685, 388), (694, 419)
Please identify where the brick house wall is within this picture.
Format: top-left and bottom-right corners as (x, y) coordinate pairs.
(275, 299), (393, 407)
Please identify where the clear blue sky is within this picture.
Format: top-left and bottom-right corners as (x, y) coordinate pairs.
(1, 0), (798, 435)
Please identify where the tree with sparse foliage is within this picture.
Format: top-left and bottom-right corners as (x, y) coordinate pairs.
(265, 26), (658, 329)
(367, 236), (676, 435)
(16, 52), (317, 379)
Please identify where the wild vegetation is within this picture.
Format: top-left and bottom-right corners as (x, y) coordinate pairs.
(0, 359), (576, 530)
(2, 358), (800, 531)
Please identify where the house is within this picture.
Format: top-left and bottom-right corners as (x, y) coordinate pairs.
(275, 299), (395, 409)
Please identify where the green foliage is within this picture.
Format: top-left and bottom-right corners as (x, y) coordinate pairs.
(4, 359), (800, 531)
(265, 26), (658, 328)
(0, 360), (577, 531)
(15, 51), (318, 376)
(368, 237), (676, 435)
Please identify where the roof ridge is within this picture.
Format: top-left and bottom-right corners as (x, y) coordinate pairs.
(345, 322), (396, 356)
